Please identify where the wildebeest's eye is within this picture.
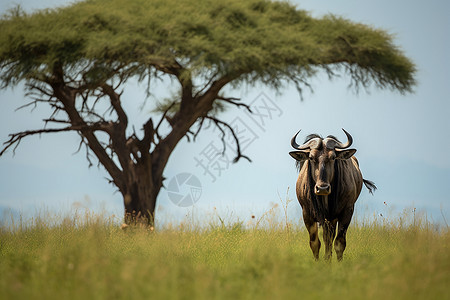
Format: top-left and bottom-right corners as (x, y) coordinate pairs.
(309, 155), (318, 163)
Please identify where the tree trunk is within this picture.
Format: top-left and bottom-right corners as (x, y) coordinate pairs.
(121, 160), (162, 227)
(47, 67), (229, 228)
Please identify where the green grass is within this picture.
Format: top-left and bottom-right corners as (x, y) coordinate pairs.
(0, 212), (449, 300)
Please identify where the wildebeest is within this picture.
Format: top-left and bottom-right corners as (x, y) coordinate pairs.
(289, 129), (376, 261)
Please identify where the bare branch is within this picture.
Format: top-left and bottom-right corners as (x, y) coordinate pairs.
(216, 96), (253, 113)
(0, 123), (112, 157)
(155, 101), (176, 132)
(43, 118), (71, 125)
(205, 116), (252, 163)
(100, 83), (128, 127)
(193, 70), (221, 98)
(14, 97), (56, 112)
(1, 127), (75, 157)
(82, 109), (107, 123)
(191, 116), (206, 141)
(73, 134), (95, 168)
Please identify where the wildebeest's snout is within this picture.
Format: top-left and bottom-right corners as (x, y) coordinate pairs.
(315, 183), (331, 195)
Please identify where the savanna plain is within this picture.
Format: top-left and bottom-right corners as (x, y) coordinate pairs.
(0, 208), (449, 300)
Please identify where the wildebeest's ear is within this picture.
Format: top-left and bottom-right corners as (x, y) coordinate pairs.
(335, 148), (357, 160)
(289, 151), (309, 161)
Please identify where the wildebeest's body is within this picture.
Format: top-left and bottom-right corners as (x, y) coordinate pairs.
(297, 157), (363, 225)
(290, 130), (375, 261)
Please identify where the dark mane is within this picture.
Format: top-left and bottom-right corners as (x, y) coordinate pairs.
(304, 134), (341, 143)
(305, 134), (322, 142)
(326, 135), (340, 142)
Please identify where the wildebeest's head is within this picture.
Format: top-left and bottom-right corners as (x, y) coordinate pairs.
(289, 129), (356, 196)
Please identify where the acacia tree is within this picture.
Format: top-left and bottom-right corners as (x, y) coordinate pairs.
(0, 0), (415, 225)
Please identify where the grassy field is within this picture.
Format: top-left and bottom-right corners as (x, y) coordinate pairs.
(0, 211), (449, 300)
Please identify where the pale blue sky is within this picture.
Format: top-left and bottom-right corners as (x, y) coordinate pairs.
(1, 0), (449, 227)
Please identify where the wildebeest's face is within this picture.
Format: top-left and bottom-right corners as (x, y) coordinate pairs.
(289, 130), (356, 196)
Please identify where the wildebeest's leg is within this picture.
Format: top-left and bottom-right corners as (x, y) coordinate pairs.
(322, 219), (337, 261)
(335, 207), (354, 261)
(303, 213), (320, 260)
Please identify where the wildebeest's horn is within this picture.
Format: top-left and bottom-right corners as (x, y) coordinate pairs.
(291, 130), (305, 149)
(335, 128), (353, 149)
(291, 130), (320, 150)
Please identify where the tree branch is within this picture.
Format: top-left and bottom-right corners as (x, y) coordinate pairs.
(0, 123), (111, 156)
(193, 70), (221, 99)
(100, 83), (128, 127)
(151, 74), (239, 184)
(191, 116), (207, 142)
(140, 118), (155, 154)
(47, 77), (126, 189)
(216, 96), (253, 113)
(205, 116), (252, 163)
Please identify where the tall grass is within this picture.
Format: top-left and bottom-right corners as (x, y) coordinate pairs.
(0, 209), (449, 300)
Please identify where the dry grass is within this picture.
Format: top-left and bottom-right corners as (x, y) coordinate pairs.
(0, 209), (449, 300)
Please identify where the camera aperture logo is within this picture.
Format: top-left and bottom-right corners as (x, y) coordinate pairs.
(167, 173), (202, 207)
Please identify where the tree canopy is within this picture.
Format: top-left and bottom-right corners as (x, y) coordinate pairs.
(0, 0), (416, 224)
(0, 0), (415, 93)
